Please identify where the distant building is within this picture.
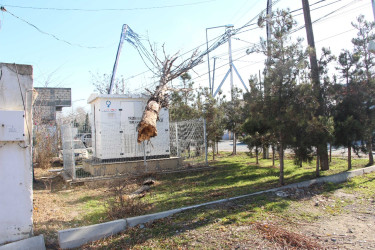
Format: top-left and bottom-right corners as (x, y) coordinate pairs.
(33, 87), (71, 123)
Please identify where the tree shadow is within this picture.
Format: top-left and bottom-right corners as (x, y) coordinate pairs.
(94, 180), (351, 249)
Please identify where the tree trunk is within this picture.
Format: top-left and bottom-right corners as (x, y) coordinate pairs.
(272, 146), (275, 167)
(256, 146), (259, 165)
(263, 146), (267, 159)
(212, 142), (216, 161)
(137, 82), (168, 143)
(316, 154), (320, 177)
(319, 145), (329, 171)
(329, 143), (332, 162)
(348, 144), (352, 170)
(367, 139), (374, 166)
(216, 141), (219, 155)
(232, 132), (237, 155)
(279, 144), (284, 186)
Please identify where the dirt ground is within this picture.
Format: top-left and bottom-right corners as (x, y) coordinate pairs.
(33, 167), (375, 249)
(277, 188), (375, 249)
(298, 191), (375, 249)
(33, 168), (109, 249)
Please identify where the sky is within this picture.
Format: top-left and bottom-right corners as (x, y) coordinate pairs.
(0, 0), (373, 112)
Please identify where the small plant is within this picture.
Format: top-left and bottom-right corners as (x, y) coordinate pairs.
(106, 178), (152, 219)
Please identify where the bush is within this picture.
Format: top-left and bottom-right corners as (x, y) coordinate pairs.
(33, 124), (58, 169)
(106, 178), (152, 219)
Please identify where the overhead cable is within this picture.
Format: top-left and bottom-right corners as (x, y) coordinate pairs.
(3, 0), (217, 12)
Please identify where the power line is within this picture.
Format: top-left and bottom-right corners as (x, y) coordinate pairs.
(191, 0), (364, 85)
(126, 0), (359, 84)
(316, 28), (356, 43)
(291, 0), (359, 33)
(3, 0), (217, 12)
(1, 7), (105, 49)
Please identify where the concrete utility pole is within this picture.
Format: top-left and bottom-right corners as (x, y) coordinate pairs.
(109, 24), (129, 94)
(227, 26), (235, 101)
(369, 0), (375, 52)
(302, 0), (329, 171)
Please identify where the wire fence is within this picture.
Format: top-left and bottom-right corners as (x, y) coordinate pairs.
(61, 124), (76, 179)
(61, 118), (207, 180)
(170, 118), (207, 167)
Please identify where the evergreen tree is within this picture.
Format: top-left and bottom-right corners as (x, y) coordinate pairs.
(334, 49), (363, 170)
(198, 88), (225, 160)
(257, 9), (307, 185)
(351, 15), (375, 165)
(169, 72), (198, 121)
(223, 87), (244, 155)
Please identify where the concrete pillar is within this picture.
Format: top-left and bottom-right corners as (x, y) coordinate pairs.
(0, 63), (34, 245)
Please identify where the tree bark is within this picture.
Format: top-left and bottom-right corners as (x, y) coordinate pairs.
(279, 143), (284, 185)
(367, 139), (374, 166)
(232, 132), (237, 155)
(137, 100), (161, 143)
(316, 153), (320, 177)
(348, 144), (352, 170)
(329, 143), (332, 162)
(319, 146), (329, 171)
(212, 142), (216, 161)
(263, 146), (267, 159)
(256, 146), (259, 165)
(272, 146), (275, 167)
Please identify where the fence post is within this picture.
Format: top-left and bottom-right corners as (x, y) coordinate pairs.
(203, 118), (208, 165)
(143, 141), (147, 170)
(175, 122), (180, 157)
(71, 125), (76, 180)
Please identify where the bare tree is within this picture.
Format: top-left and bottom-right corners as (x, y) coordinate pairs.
(137, 45), (200, 142)
(121, 25), (247, 143)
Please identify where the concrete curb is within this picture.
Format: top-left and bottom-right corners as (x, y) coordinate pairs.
(58, 219), (126, 249)
(0, 235), (45, 250)
(58, 165), (375, 249)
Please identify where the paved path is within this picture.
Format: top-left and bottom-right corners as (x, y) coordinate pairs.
(217, 140), (371, 158)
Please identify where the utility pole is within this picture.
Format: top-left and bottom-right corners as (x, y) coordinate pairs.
(227, 26), (235, 101)
(302, 0), (329, 171)
(206, 29), (212, 94)
(369, 0), (375, 52)
(109, 24), (129, 94)
(213, 25), (249, 98)
(206, 25), (230, 95)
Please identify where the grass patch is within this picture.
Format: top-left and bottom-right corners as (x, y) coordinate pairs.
(87, 171), (375, 249)
(140, 153), (368, 213)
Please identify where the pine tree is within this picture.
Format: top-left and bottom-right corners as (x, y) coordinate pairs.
(257, 9), (307, 185)
(334, 49), (363, 170)
(351, 15), (375, 166)
(223, 87), (244, 155)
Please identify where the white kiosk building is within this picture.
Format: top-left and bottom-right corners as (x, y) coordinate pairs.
(87, 93), (170, 162)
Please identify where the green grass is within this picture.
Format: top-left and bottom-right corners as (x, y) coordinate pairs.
(79, 196), (107, 224)
(69, 152), (369, 228)
(89, 170), (375, 249)
(139, 152), (368, 213)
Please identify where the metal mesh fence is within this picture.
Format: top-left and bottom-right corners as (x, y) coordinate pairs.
(170, 118), (207, 167)
(61, 124), (76, 179)
(60, 118), (207, 180)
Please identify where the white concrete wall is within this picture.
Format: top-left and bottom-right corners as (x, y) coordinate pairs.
(0, 63), (34, 245)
